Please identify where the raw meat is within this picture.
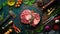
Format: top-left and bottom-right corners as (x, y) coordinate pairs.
(30, 13), (40, 27)
(20, 9), (40, 27)
(20, 10), (32, 24)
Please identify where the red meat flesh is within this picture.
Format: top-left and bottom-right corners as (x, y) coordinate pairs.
(20, 10), (40, 27)
(30, 13), (40, 27)
(20, 10), (32, 24)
